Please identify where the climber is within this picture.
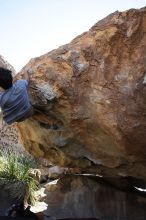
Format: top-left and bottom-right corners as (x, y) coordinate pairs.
(0, 67), (34, 125)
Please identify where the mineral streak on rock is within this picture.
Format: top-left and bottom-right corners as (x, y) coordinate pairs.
(17, 8), (146, 182)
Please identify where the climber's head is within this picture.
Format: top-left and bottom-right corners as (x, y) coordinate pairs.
(0, 67), (13, 90)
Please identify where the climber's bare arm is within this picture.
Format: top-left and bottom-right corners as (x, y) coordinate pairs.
(23, 69), (33, 83)
(13, 69), (33, 83)
(22, 71), (30, 82)
(13, 72), (21, 83)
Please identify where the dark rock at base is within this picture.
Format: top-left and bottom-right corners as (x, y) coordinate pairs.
(0, 180), (27, 216)
(43, 176), (146, 220)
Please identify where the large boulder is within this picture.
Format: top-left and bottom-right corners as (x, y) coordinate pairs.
(17, 8), (146, 182)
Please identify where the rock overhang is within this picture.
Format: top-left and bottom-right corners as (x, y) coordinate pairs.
(16, 8), (146, 185)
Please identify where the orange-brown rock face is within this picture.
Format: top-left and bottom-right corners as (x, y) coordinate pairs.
(18, 8), (146, 181)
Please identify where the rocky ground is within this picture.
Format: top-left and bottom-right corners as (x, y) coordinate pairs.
(1, 168), (146, 220)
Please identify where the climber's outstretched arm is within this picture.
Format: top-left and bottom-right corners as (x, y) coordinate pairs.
(22, 70), (30, 83)
(13, 69), (33, 83)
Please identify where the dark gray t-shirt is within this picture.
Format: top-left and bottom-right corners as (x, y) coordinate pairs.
(0, 79), (31, 124)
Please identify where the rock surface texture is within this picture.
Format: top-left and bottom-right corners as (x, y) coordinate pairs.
(0, 55), (16, 75)
(0, 180), (27, 216)
(18, 8), (146, 183)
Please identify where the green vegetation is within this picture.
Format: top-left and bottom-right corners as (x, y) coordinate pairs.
(0, 150), (38, 204)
